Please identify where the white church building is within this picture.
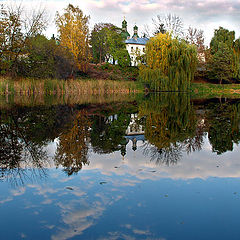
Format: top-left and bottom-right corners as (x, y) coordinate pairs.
(121, 19), (149, 66)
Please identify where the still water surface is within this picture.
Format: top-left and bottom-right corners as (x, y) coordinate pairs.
(1, 93), (240, 240)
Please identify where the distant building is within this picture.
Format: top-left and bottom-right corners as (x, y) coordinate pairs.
(121, 19), (149, 66)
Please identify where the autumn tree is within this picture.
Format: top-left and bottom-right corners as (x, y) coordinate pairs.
(0, 3), (48, 76)
(55, 110), (91, 176)
(56, 4), (90, 73)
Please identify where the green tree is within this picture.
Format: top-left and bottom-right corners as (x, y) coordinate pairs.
(207, 42), (234, 84)
(90, 23), (114, 64)
(22, 34), (74, 79)
(90, 113), (130, 154)
(90, 23), (130, 66)
(112, 49), (130, 68)
(208, 27), (240, 82)
(206, 101), (240, 155)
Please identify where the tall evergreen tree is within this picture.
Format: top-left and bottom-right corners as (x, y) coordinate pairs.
(208, 27), (240, 82)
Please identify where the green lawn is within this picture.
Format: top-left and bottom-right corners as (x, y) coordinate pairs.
(191, 82), (240, 98)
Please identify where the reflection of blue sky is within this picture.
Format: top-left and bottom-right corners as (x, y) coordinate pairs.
(83, 135), (240, 180)
(1, 169), (240, 239)
(1, 137), (240, 239)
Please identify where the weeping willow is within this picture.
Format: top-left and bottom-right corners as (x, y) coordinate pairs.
(138, 93), (197, 150)
(139, 33), (197, 91)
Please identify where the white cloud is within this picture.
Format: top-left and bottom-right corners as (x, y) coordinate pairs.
(2, 0), (240, 45)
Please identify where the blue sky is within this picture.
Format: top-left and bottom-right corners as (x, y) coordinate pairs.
(3, 0), (240, 45)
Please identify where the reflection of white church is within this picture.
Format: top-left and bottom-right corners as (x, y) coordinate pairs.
(121, 19), (149, 66)
(125, 113), (145, 152)
(105, 113), (145, 156)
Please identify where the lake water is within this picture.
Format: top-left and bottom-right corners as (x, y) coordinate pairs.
(1, 93), (240, 240)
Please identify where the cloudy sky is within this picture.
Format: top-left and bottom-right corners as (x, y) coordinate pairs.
(4, 0), (240, 45)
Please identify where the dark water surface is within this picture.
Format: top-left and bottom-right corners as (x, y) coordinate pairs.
(1, 93), (240, 240)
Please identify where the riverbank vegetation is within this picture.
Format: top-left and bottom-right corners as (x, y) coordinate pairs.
(191, 83), (240, 98)
(0, 3), (240, 94)
(0, 78), (140, 95)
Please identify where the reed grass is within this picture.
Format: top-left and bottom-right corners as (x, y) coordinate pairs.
(0, 77), (142, 96)
(0, 89), (143, 109)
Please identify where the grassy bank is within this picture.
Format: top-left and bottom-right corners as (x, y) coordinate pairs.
(191, 83), (240, 98)
(0, 77), (143, 95)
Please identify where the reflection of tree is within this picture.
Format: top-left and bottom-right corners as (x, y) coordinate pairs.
(184, 118), (206, 154)
(90, 113), (130, 154)
(142, 142), (182, 166)
(206, 101), (240, 155)
(0, 109), (50, 185)
(55, 110), (91, 175)
(139, 93), (203, 165)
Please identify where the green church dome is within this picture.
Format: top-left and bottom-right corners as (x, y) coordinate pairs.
(121, 18), (130, 40)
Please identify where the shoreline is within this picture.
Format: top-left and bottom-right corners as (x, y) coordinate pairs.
(1, 77), (240, 98)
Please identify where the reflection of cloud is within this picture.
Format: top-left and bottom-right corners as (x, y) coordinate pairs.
(113, 179), (141, 187)
(45, 225), (55, 229)
(98, 232), (136, 240)
(41, 199), (53, 204)
(83, 137), (240, 180)
(0, 187), (26, 205)
(52, 201), (105, 240)
(132, 228), (150, 235)
(0, 197), (13, 204)
(20, 233), (27, 239)
(11, 187), (26, 196)
(122, 224), (151, 236)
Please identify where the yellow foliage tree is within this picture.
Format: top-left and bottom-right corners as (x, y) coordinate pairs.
(56, 4), (90, 73)
(55, 110), (91, 175)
